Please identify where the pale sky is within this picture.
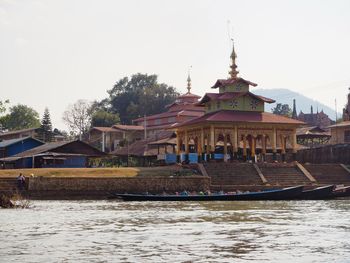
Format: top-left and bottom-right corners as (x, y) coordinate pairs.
(1, 0), (350, 129)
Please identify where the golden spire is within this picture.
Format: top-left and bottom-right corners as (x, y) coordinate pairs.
(187, 72), (191, 94)
(229, 40), (239, 79)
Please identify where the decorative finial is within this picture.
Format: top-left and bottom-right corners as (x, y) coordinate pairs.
(229, 39), (239, 79)
(187, 66), (192, 94)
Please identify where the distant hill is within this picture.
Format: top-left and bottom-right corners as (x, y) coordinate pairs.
(254, 88), (338, 121)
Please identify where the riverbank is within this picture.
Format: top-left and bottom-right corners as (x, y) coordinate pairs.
(0, 166), (209, 199)
(0, 166), (184, 178)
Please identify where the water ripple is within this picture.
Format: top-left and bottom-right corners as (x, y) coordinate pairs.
(0, 200), (350, 262)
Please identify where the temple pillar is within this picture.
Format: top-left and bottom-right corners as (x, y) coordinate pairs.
(242, 134), (247, 161)
(251, 136), (256, 162)
(223, 133), (228, 162)
(262, 134), (266, 162)
(184, 130), (189, 162)
(281, 135), (286, 162)
(206, 137), (210, 161)
(197, 134), (203, 163)
(176, 131), (181, 163)
(210, 125), (215, 160)
(232, 126), (238, 159)
(200, 128), (205, 161)
(272, 128), (277, 162)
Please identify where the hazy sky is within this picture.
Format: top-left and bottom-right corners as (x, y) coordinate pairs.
(1, 0), (350, 129)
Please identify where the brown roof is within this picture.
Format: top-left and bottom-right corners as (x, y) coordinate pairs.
(177, 92), (201, 99)
(296, 126), (331, 136)
(0, 127), (38, 136)
(91, 127), (118, 132)
(134, 109), (204, 123)
(329, 121), (350, 128)
(211, 77), (258, 89)
(7, 140), (105, 158)
(174, 110), (305, 128)
(111, 130), (174, 157)
(198, 91), (275, 105)
(112, 124), (144, 131)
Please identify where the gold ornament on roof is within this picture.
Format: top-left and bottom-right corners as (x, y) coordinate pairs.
(229, 39), (239, 79)
(187, 72), (191, 94)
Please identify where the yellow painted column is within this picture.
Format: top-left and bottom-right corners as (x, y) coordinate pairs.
(242, 134), (247, 159)
(206, 137), (210, 155)
(251, 136), (256, 159)
(184, 130), (189, 154)
(176, 131), (181, 155)
(223, 133), (228, 162)
(200, 128), (204, 159)
(281, 135), (286, 154)
(292, 129), (297, 153)
(262, 134), (266, 155)
(272, 128), (277, 161)
(197, 135), (202, 155)
(210, 125), (215, 152)
(232, 126), (238, 155)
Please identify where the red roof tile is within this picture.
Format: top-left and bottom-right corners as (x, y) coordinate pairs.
(212, 77), (258, 89)
(174, 110), (305, 128)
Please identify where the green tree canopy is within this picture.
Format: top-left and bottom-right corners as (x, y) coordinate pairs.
(1, 104), (40, 130)
(272, 103), (292, 117)
(38, 108), (53, 142)
(91, 109), (120, 127)
(106, 73), (179, 124)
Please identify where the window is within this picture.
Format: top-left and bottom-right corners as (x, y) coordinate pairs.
(217, 101), (220, 109)
(155, 119), (161, 125)
(208, 103), (211, 111)
(345, 130), (350, 142)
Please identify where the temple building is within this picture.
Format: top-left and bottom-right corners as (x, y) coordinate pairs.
(133, 74), (205, 137)
(297, 106), (332, 128)
(174, 42), (304, 162)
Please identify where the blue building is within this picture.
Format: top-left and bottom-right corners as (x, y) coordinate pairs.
(0, 140), (105, 169)
(0, 137), (44, 158)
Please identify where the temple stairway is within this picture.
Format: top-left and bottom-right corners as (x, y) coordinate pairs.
(303, 164), (350, 185)
(203, 162), (313, 190)
(203, 163), (263, 190)
(256, 163), (311, 186)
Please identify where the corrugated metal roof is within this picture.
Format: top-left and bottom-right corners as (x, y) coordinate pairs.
(0, 137), (43, 148)
(0, 127), (38, 136)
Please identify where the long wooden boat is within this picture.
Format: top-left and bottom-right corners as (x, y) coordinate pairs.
(110, 185), (304, 201)
(298, 185), (335, 200)
(332, 186), (350, 198)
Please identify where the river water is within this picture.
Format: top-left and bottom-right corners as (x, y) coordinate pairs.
(1, 200), (350, 263)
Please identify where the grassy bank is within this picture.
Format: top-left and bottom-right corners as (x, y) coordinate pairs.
(0, 166), (183, 178)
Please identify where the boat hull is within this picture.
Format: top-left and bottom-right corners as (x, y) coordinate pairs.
(299, 185), (335, 200)
(111, 186), (304, 201)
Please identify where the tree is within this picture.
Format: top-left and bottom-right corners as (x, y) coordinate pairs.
(0, 99), (9, 115)
(91, 109), (120, 127)
(0, 99), (9, 131)
(62, 100), (92, 140)
(272, 103), (292, 117)
(1, 104), (40, 130)
(106, 73), (179, 124)
(38, 108), (53, 142)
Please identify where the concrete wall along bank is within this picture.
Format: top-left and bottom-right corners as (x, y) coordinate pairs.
(28, 176), (210, 193)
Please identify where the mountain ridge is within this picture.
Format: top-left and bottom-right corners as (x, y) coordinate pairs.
(253, 88), (338, 121)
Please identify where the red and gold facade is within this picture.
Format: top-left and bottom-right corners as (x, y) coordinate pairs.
(174, 42), (304, 162)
